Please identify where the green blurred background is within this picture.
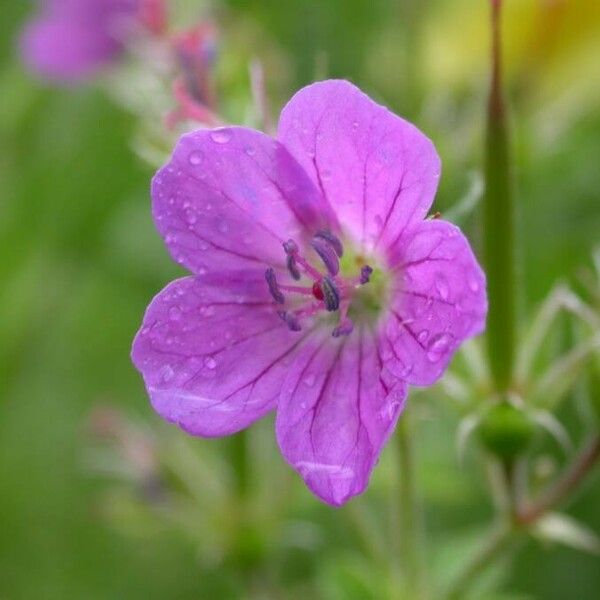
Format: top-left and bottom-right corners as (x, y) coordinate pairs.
(1, 1), (599, 598)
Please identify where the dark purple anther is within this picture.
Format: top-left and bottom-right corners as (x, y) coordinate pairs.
(286, 254), (301, 280)
(283, 239), (298, 255)
(319, 276), (340, 312)
(332, 318), (354, 338)
(315, 230), (344, 257)
(265, 267), (285, 304)
(311, 236), (339, 276)
(360, 265), (373, 284)
(277, 310), (302, 332)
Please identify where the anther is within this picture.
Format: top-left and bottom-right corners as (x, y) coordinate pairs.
(277, 310), (302, 332)
(311, 236), (339, 276)
(286, 254), (301, 280)
(360, 265), (373, 284)
(283, 239), (298, 255)
(265, 268), (285, 304)
(315, 230), (344, 257)
(332, 318), (354, 338)
(319, 276), (340, 312)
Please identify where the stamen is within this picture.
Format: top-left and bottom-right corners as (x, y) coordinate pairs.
(319, 276), (340, 312)
(286, 254), (301, 280)
(283, 239), (298, 255)
(315, 230), (344, 257)
(265, 267), (285, 304)
(360, 265), (373, 284)
(311, 236), (340, 276)
(283, 238), (321, 280)
(277, 310), (302, 332)
(332, 318), (354, 337)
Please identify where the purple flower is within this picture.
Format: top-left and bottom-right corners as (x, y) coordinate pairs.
(20, 0), (141, 82)
(132, 80), (487, 506)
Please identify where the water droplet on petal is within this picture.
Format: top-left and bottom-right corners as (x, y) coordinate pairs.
(168, 306), (182, 321)
(244, 146), (256, 156)
(426, 332), (454, 362)
(468, 273), (480, 293)
(160, 364), (174, 382)
(435, 274), (450, 300)
(417, 329), (429, 343)
(204, 356), (217, 369)
(210, 129), (232, 144)
(185, 209), (197, 225)
(303, 374), (316, 387)
(352, 121), (359, 130)
(189, 151), (203, 165)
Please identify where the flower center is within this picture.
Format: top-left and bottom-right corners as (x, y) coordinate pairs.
(265, 230), (379, 337)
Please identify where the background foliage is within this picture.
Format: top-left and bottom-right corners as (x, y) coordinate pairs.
(1, 1), (599, 598)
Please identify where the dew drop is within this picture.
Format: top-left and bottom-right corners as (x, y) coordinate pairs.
(417, 329), (429, 343)
(160, 364), (174, 382)
(210, 129), (232, 144)
(185, 209), (197, 225)
(426, 332), (453, 362)
(303, 374), (316, 387)
(244, 146), (256, 156)
(352, 121), (359, 130)
(168, 306), (182, 321)
(189, 151), (203, 165)
(204, 356), (217, 369)
(435, 274), (450, 300)
(468, 273), (480, 293)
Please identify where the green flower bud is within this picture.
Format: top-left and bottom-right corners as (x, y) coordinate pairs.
(478, 401), (536, 460)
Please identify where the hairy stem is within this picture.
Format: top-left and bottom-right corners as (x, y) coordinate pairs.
(482, 0), (516, 392)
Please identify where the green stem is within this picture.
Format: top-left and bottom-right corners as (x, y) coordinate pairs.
(447, 439), (600, 598)
(518, 434), (600, 525)
(445, 520), (520, 600)
(229, 429), (250, 499)
(482, 0), (516, 392)
(395, 411), (427, 599)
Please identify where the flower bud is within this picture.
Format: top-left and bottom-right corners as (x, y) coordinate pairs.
(478, 401), (536, 460)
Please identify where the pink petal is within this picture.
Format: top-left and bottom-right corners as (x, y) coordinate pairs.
(152, 127), (333, 276)
(278, 80), (441, 253)
(132, 273), (316, 437)
(276, 327), (407, 506)
(380, 219), (487, 386)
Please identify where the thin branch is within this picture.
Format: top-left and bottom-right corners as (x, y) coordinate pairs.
(518, 435), (600, 525)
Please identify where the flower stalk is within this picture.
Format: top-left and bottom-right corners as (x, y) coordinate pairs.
(482, 0), (516, 392)
(396, 411), (428, 599)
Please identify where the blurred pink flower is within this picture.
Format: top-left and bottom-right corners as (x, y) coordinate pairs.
(20, 0), (143, 82)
